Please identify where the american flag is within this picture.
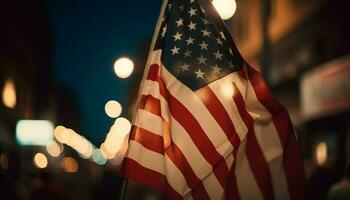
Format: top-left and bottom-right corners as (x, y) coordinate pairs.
(121, 0), (305, 199)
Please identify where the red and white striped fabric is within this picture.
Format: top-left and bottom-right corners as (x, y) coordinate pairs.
(121, 0), (304, 199)
(121, 51), (305, 200)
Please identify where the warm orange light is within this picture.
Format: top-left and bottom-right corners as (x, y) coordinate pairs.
(2, 79), (16, 109)
(61, 157), (78, 173)
(33, 153), (48, 169)
(46, 141), (62, 157)
(316, 142), (328, 166)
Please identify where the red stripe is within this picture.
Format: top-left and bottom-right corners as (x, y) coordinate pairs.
(130, 124), (210, 199)
(245, 64), (305, 199)
(147, 64), (230, 188)
(225, 147), (240, 200)
(121, 158), (183, 200)
(166, 144), (211, 200)
(196, 86), (241, 148)
(196, 86), (241, 199)
(233, 83), (275, 200)
(139, 93), (210, 199)
(140, 95), (162, 116)
(130, 126), (164, 154)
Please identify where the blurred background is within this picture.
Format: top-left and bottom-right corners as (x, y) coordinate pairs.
(1, 0), (349, 199)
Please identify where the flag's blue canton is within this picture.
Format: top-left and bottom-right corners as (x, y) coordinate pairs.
(155, 0), (242, 91)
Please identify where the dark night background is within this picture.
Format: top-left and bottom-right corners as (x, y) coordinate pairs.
(41, 0), (162, 145)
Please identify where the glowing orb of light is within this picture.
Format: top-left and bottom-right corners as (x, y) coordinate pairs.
(33, 153), (48, 169)
(104, 100), (122, 118)
(114, 57), (134, 79)
(212, 0), (237, 20)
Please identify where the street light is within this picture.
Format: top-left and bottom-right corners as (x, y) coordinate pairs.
(212, 0), (237, 20)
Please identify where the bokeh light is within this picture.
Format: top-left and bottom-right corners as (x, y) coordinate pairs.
(113, 117), (132, 136)
(61, 157), (78, 173)
(2, 78), (16, 109)
(99, 117), (131, 161)
(16, 120), (54, 146)
(316, 142), (328, 166)
(212, 0), (237, 20)
(33, 153), (48, 169)
(92, 149), (107, 165)
(113, 57), (134, 78)
(46, 141), (62, 157)
(54, 125), (67, 143)
(104, 100), (122, 118)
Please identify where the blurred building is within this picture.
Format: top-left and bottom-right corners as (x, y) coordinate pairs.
(0, 1), (94, 199)
(231, 0), (350, 198)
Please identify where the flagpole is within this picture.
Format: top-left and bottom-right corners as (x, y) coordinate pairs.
(119, 178), (128, 200)
(118, 0), (168, 200)
(130, 0), (169, 125)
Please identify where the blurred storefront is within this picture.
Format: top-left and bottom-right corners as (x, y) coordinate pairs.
(231, 0), (350, 198)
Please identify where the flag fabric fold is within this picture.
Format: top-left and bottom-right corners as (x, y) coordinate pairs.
(121, 0), (305, 199)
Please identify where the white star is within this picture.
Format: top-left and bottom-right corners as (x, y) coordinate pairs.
(197, 55), (207, 64)
(168, 4), (172, 10)
(161, 25), (167, 38)
(189, 8), (197, 17)
(179, 5), (184, 11)
(216, 37), (223, 45)
(170, 46), (180, 55)
(176, 18), (183, 27)
(228, 62), (235, 69)
(199, 41), (208, 50)
(201, 29), (211, 37)
(186, 37), (195, 45)
(194, 69), (205, 79)
(220, 31), (226, 40)
(173, 32), (182, 41)
(211, 64), (222, 74)
(188, 21), (197, 30)
(202, 18), (210, 24)
(213, 50), (223, 60)
(183, 49), (191, 57)
(200, 6), (206, 14)
(180, 63), (189, 71)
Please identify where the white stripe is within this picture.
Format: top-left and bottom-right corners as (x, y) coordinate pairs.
(141, 80), (170, 122)
(245, 75), (290, 198)
(158, 56), (233, 159)
(170, 117), (225, 199)
(135, 108), (225, 197)
(127, 141), (190, 196)
(254, 122), (290, 200)
(233, 69), (290, 198)
(127, 141), (165, 174)
(170, 116), (214, 180)
(164, 154), (191, 196)
(134, 109), (163, 136)
(202, 171), (225, 200)
(208, 73), (248, 140)
(234, 138), (264, 200)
